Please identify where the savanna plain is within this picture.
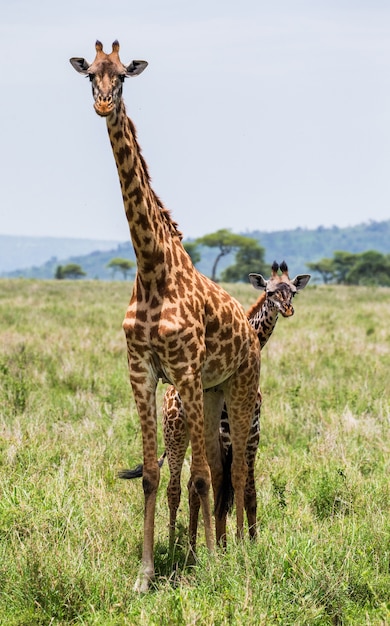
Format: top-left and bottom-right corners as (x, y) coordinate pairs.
(0, 279), (389, 625)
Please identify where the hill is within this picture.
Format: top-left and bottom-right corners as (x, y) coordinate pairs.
(0, 235), (120, 275)
(250, 220), (390, 275)
(1, 220), (389, 281)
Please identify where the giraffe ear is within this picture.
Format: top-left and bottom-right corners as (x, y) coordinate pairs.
(69, 57), (91, 75)
(124, 60), (148, 77)
(291, 274), (311, 291)
(248, 273), (268, 291)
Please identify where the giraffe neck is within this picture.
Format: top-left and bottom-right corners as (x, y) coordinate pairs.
(246, 293), (279, 350)
(106, 100), (183, 283)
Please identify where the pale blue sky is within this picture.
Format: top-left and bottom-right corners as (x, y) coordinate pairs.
(1, 0), (390, 241)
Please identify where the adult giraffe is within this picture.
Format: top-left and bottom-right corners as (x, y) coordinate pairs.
(70, 41), (260, 592)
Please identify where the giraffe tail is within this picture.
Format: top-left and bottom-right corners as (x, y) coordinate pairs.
(118, 451), (166, 480)
(214, 444), (235, 520)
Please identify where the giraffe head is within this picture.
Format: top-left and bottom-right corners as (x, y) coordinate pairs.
(248, 261), (311, 317)
(69, 40), (148, 117)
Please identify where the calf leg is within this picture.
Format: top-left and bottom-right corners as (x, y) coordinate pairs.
(162, 386), (189, 549)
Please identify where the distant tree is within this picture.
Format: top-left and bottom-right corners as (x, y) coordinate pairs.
(221, 240), (267, 283)
(306, 258), (335, 284)
(196, 229), (259, 282)
(55, 265), (64, 280)
(107, 257), (136, 280)
(60, 263), (86, 279)
(345, 250), (390, 286)
(183, 241), (201, 266)
(332, 251), (358, 284)
(307, 250), (390, 286)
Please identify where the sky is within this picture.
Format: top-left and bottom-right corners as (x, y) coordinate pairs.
(1, 0), (390, 242)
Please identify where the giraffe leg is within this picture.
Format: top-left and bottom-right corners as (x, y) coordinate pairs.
(162, 387), (189, 550)
(244, 389), (261, 539)
(127, 365), (160, 594)
(213, 403), (235, 548)
(163, 386), (218, 556)
(203, 389), (226, 547)
(214, 485), (229, 546)
(135, 464), (159, 593)
(224, 352), (260, 541)
(188, 478), (200, 556)
(176, 378), (214, 554)
(186, 389), (225, 552)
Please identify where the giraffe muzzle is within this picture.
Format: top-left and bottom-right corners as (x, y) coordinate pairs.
(94, 92), (115, 117)
(281, 306), (294, 317)
(94, 100), (115, 117)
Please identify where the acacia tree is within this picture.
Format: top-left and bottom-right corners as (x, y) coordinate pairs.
(331, 251), (358, 284)
(221, 240), (267, 283)
(55, 263), (86, 279)
(55, 265), (64, 280)
(344, 250), (390, 286)
(107, 257), (136, 280)
(307, 250), (390, 285)
(196, 229), (259, 282)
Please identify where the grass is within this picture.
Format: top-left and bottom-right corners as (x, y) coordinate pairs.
(0, 278), (389, 625)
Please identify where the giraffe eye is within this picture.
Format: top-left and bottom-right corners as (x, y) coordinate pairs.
(88, 74), (95, 82)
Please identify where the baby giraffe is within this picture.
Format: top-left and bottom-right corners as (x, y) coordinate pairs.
(121, 261), (310, 550)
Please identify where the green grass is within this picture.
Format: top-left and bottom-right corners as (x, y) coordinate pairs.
(0, 279), (389, 625)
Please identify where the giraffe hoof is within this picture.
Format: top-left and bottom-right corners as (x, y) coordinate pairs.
(133, 568), (155, 593)
(133, 575), (152, 593)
